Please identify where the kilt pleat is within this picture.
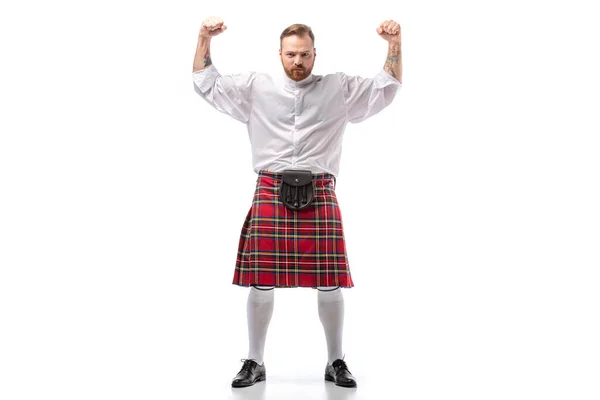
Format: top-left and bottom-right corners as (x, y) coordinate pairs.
(233, 170), (354, 288)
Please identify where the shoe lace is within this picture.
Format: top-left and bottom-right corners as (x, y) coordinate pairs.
(333, 358), (350, 373)
(239, 358), (257, 372)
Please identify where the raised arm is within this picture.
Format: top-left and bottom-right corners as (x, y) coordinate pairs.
(335, 20), (402, 123)
(376, 19), (402, 82)
(192, 17), (255, 123)
(193, 16), (227, 73)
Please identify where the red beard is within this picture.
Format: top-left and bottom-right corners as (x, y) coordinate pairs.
(289, 67), (307, 80)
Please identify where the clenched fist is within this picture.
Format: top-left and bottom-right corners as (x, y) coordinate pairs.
(200, 16), (227, 38)
(377, 20), (401, 43)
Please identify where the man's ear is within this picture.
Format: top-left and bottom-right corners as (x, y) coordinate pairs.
(314, 48), (317, 58)
(279, 48), (282, 56)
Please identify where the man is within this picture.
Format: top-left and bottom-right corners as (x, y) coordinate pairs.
(192, 16), (402, 388)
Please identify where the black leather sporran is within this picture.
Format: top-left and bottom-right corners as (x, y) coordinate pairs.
(279, 170), (314, 211)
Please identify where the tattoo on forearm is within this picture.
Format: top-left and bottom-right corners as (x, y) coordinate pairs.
(385, 56), (398, 79)
(384, 43), (401, 80)
(204, 53), (212, 67)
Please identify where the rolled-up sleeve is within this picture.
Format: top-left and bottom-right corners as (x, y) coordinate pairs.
(192, 64), (256, 124)
(337, 70), (402, 124)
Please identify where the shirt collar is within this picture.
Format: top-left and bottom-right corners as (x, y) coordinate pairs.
(282, 71), (316, 88)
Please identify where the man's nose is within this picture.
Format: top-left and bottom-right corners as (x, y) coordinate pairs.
(294, 57), (303, 66)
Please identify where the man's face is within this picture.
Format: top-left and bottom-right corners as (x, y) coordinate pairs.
(279, 34), (316, 82)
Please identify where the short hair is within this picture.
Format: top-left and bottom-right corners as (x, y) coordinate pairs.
(280, 23), (315, 48)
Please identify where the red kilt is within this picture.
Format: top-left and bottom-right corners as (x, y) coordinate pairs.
(233, 170), (354, 288)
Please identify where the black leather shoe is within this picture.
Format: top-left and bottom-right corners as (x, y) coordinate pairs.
(231, 359), (266, 388)
(324, 358), (357, 387)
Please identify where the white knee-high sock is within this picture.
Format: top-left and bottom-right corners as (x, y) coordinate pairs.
(247, 286), (274, 365)
(317, 287), (344, 364)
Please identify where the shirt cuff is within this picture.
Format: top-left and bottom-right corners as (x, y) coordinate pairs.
(192, 64), (220, 94)
(377, 69), (402, 85)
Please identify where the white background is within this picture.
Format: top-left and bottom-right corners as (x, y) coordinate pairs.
(1, 0), (599, 399)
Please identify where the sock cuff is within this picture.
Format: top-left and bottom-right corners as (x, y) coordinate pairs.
(317, 287), (343, 303)
(249, 286), (275, 303)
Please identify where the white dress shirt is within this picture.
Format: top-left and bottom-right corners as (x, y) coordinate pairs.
(193, 64), (401, 177)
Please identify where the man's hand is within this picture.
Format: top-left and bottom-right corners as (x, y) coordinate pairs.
(378, 20), (402, 81)
(376, 20), (401, 44)
(194, 16), (225, 72)
(200, 16), (227, 38)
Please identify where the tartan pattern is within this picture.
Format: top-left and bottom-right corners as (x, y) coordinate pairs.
(233, 170), (354, 288)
